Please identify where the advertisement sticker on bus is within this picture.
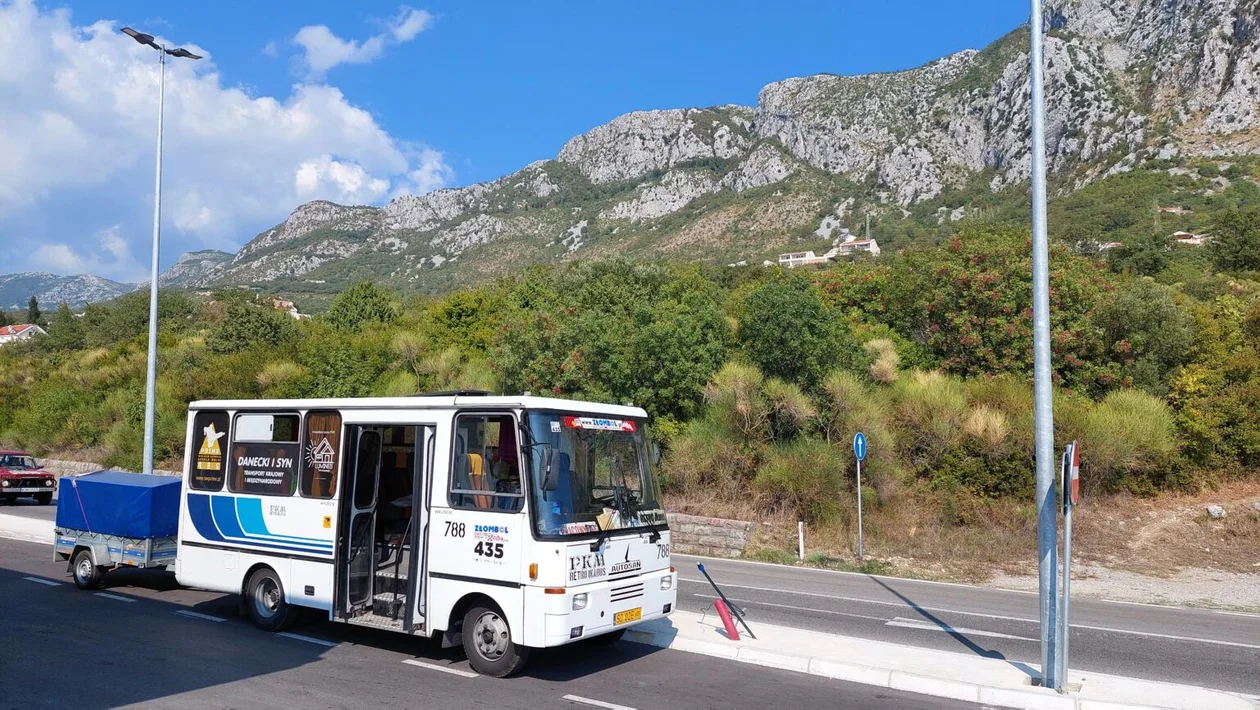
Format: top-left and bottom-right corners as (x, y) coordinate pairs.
(562, 417), (636, 432)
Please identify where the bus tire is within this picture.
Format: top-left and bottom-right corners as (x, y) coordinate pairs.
(246, 567), (297, 632)
(71, 549), (105, 590)
(462, 604), (529, 677)
(587, 628), (626, 646)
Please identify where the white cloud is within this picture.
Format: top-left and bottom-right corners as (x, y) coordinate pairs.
(0, 1), (452, 278)
(261, 40), (278, 57)
(294, 6), (432, 79)
(29, 226), (147, 281)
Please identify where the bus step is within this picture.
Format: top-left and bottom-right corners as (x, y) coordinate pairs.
(372, 593), (405, 619)
(374, 573), (407, 595)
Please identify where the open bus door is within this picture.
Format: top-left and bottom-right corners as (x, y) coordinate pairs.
(335, 424), (434, 633)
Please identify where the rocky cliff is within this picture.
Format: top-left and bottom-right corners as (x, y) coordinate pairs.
(171, 0), (1260, 299)
(0, 272), (136, 311)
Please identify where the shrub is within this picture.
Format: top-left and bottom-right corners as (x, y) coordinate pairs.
(326, 281), (398, 331)
(755, 438), (848, 523)
(896, 371), (968, 469)
(1081, 389), (1178, 492)
(865, 338), (900, 384)
(1092, 278), (1193, 395)
(739, 276), (856, 389)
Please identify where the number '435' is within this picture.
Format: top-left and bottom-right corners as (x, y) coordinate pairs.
(474, 541), (504, 559)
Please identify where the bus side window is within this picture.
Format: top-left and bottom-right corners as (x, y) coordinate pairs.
(448, 414), (523, 512)
(301, 410), (342, 499)
(229, 412), (301, 496)
(189, 410), (230, 491)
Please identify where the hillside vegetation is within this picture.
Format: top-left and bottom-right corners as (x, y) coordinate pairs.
(3, 208), (1258, 574)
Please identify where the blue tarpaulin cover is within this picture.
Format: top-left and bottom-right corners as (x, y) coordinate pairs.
(55, 471), (182, 538)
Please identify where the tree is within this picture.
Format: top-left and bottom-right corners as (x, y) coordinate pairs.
(47, 302), (85, 350)
(208, 301), (296, 354)
(1092, 278), (1193, 395)
(739, 276), (855, 389)
(27, 296), (41, 326)
(0, 309), (7, 326)
(1107, 231), (1172, 276)
(1210, 209), (1260, 272)
(327, 281), (397, 331)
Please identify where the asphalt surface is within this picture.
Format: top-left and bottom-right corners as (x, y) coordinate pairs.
(675, 554), (1260, 695)
(0, 492), (57, 520)
(0, 539), (988, 709)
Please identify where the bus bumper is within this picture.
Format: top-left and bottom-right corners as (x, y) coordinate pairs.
(527, 567), (677, 647)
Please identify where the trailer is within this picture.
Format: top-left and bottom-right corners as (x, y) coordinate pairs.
(52, 471), (181, 589)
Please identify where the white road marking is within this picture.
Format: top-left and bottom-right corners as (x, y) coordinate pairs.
(94, 592), (136, 603)
(562, 694), (637, 710)
(885, 616), (1039, 642)
(402, 659), (479, 678)
(277, 632), (337, 647)
(173, 609), (226, 622)
(680, 578), (1260, 650)
(23, 576), (60, 586)
(692, 593), (886, 622)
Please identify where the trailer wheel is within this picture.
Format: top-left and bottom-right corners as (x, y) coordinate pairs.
(246, 567), (297, 632)
(462, 604), (530, 677)
(72, 549), (105, 590)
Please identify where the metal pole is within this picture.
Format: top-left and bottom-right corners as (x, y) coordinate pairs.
(1058, 498), (1073, 690)
(141, 49), (165, 477)
(797, 521), (805, 560)
(1029, 0), (1059, 690)
(855, 458), (864, 560)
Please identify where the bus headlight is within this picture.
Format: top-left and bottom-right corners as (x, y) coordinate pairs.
(572, 593), (588, 611)
(660, 575), (673, 591)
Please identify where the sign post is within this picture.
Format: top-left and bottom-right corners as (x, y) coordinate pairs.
(1056, 441), (1080, 691)
(853, 432), (867, 560)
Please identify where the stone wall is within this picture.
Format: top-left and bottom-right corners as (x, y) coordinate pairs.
(667, 513), (757, 558)
(40, 459), (181, 479)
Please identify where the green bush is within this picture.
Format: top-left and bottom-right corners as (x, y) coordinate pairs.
(1081, 389), (1178, 492)
(755, 438), (849, 523)
(739, 275), (856, 389)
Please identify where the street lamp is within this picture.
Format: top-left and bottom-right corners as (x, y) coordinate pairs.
(121, 27), (202, 476)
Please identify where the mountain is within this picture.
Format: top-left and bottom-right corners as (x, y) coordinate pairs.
(157, 249), (234, 288)
(0, 272), (137, 311)
(161, 0), (1260, 301)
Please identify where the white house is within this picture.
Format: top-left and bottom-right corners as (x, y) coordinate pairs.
(0, 323), (46, 346)
(835, 234), (881, 257)
(1172, 231), (1212, 247)
(778, 251), (832, 268)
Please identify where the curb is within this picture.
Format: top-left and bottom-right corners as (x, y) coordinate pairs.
(623, 626), (1259, 710)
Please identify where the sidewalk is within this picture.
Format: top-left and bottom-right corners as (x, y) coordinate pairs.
(626, 609), (1258, 710)
(0, 511), (55, 544)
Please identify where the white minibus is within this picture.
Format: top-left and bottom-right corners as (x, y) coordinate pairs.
(175, 392), (675, 676)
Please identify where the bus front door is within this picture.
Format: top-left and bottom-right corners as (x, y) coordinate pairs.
(344, 427), (382, 618)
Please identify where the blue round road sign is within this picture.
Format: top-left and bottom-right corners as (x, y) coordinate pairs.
(853, 432), (867, 461)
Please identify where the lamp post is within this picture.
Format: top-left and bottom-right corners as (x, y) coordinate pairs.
(1026, 1), (1060, 690)
(121, 27), (202, 476)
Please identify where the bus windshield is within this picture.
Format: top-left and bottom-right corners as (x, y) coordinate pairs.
(525, 412), (665, 538)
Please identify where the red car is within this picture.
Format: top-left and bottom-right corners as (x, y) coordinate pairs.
(0, 450), (56, 505)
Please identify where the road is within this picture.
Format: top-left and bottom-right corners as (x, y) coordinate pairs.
(0, 493), (57, 521)
(0, 539), (985, 710)
(674, 554), (1260, 695)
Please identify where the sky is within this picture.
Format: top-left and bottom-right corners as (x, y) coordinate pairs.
(0, 0), (1029, 282)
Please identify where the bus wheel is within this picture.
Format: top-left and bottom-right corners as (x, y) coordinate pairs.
(246, 568), (297, 632)
(71, 549), (105, 590)
(462, 604), (529, 677)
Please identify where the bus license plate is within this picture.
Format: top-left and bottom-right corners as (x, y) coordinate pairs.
(614, 607), (642, 625)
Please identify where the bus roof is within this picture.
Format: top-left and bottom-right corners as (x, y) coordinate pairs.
(187, 394), (649, 420)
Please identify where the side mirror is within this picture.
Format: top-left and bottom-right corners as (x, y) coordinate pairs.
(651, 442), (662, 468)
(541, 446), (560, 492)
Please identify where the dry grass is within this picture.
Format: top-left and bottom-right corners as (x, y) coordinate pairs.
(671, 478), (1260, 582)
(864, 338), (900, 384)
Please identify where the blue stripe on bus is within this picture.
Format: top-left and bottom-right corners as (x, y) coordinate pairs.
(236, 497), (333, 547)
(185, 493), (331, 556)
